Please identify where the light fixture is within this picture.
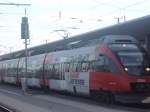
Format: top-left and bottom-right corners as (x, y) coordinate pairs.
(122, 44), (126, 47)
(124, 67), (128, 71)
(145, 67), (150, 72)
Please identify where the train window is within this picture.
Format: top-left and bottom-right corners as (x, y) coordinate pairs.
(64, 63), (69, 72)
(55, 64), (59, 72)
(77, 62), (82, 72)
(81, 62), (89, 72)
(73, 63), (78, 72)
(89, 61), (95, 71)
(69, 63), (77, 72)
(104, 57), (118, 74)
(69, 63), (73, 72)
(48, 64), (53, 73)
(95, 61), (105, 72)
(95, 55), (105, 72)
(53, 64), (60, 79)
(49, 65), (55, 78)
(95, 54), (118, 73)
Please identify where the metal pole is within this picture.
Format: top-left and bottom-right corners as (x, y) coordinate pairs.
(22, 36), (28, 94)
(22, 8), (28, 94)
(25, 8), (28, 92)
(21, 29), (27, 94)
(25, 36), (28, 92)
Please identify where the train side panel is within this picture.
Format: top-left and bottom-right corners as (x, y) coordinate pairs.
(2, 59), (19, 84)
(18, 54), (46, 88)
(45, 46), (96, 95)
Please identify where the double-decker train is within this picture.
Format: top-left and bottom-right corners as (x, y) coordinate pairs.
(0, 35), (150, 103)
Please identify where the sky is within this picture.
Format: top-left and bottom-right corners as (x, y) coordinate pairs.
(0, 0), (150, 54)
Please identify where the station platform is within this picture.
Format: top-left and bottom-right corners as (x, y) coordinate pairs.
(0, 92), (51, 112)
(0, 84), (149, 112)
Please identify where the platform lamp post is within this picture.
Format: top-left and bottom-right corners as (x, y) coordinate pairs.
(21, 9), (30, 94)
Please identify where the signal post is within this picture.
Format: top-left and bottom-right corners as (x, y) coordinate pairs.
(21, 9), (30, 94)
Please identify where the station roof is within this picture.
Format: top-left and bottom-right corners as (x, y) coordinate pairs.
(1, 15), (150, 61)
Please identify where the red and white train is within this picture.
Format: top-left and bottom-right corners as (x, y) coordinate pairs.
(0, 35), (150, 103)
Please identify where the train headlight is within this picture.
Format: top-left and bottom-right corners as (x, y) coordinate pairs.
(124, 67), (128, 72)
(145, 67), (150, 72)
(122, 44), (126, 47)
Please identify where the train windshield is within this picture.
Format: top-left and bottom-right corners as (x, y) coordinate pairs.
(118, 52), (143, 66)
(110, 44), (150, 76)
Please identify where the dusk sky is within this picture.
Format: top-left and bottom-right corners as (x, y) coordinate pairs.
(0, 0), (150, 54)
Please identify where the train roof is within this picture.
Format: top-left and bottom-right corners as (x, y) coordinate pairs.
(0, 15), (150, 61)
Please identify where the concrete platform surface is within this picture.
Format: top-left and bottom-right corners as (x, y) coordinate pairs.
(0, 84), (149, 112)
(0, 93), (51, 112)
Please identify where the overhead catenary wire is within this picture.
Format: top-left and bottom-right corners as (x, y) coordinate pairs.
(89, 0), (148, 18)
(49, 0), (149, 31)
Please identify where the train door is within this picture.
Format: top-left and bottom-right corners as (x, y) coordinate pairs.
(60, 63), (67, 90)
(41, 54), (48, 88)
(48, 63), (67, 91)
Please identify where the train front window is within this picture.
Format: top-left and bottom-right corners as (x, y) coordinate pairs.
(110, 44), (150, 76)
(118, 52), (143, 66)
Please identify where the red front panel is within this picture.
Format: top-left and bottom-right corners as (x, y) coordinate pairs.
(89, 72), (130, 92)
(89, 46), (131, 93)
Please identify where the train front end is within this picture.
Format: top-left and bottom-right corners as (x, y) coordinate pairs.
(108, 35), (150, 103)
